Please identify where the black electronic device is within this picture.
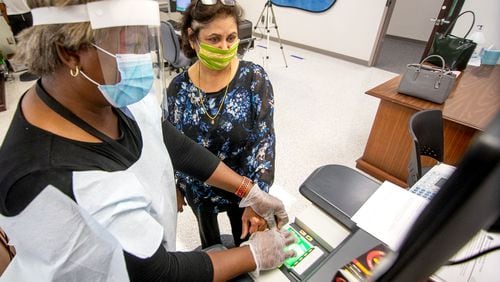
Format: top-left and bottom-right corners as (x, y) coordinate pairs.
(237, 20), (254, 57)
(373, 112), (500, 281)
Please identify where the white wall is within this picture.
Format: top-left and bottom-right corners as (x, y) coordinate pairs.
(238, 0), (387, 63)
(453, 0), (500, 50)
(387, 0), (499, 49)
(239, 0), (499, 63)
(387, 0), (442, 41)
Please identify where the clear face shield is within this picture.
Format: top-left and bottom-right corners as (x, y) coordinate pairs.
(32, 0), (164, 108)
(90, 24), (164, 108)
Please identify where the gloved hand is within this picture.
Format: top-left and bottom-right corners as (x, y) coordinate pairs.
(239, 184), (289, 229)
(241, 228), (296, 277)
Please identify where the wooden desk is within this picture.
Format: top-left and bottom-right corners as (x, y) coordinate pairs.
(0, 73), (5, 112)
(357, 65), (500, 187)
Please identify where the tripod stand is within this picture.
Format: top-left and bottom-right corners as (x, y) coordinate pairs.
(254, 0), (288, 67)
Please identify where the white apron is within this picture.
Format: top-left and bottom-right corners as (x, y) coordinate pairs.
(0, 93), (177, 281)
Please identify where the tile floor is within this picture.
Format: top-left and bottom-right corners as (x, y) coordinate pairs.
(0, 39), (398, 250)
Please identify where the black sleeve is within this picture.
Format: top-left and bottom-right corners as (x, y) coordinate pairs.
(162, 120), (220, 182)
(241, 64), (275, 192)
(3, 169), (73, 216)
(125, 246), (214, 282)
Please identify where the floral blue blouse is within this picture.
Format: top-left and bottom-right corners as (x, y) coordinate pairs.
(166, 60), (275, 213)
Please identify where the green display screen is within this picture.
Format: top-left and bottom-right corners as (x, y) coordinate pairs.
(283, 225), (314, 269)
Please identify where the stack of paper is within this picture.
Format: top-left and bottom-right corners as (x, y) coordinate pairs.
(432, 230), (500, 281)
(351, 181), (429, 251)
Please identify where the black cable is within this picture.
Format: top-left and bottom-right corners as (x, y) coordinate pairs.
(445, 245), (500, 266)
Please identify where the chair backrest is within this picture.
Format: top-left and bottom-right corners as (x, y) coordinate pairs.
(407, 109), (444, 187)
(160, 21), (180, 66)
(237, 19), (254, 58)
(160, 21), (193, 72)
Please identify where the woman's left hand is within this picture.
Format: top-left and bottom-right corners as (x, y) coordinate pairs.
(240, 207), (268, 239)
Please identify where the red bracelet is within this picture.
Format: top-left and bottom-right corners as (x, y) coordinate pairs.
(235, 176), (252, 198)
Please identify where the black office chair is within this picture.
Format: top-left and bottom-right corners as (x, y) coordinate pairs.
(407, 109), (444, 187)
(237, 19), (255, 59)
(160, 21), (192, 74)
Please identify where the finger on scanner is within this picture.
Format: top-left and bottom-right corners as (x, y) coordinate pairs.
(285, 249), (297, 259)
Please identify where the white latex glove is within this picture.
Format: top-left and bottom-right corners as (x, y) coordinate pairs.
(239, 184), (289, 229)
(241, 229), (296, 277)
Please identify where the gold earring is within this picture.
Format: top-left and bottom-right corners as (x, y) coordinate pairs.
(70, 66), (80, 77)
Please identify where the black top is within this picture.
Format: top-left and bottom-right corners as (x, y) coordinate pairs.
(0, 81), (221, 281)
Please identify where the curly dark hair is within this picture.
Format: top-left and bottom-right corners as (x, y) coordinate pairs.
(180, 1), (243, 58)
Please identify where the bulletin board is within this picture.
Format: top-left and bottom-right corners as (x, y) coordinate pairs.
(271, 0), (337, 13)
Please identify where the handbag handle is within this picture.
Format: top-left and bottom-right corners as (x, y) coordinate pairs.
(412, 55), (452, 89)
(420, 55), (446, 71)
(444, 10), (475, 38)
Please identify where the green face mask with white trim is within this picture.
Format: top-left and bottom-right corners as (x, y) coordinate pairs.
(197, 40), (239, 70)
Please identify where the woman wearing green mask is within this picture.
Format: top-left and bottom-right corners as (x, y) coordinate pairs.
(166, 0), (276, 249)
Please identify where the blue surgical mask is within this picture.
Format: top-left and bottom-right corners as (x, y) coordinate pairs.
(80, 45), (155, 108)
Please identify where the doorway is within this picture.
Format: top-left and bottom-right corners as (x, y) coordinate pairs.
(369, 0), (466, 73)
(375, 35), (427, 74)
(374, 0), (442, 74)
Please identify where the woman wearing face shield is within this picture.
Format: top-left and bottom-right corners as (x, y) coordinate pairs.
(0, 1), (294, 281)
(166, 0), (277, 250)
